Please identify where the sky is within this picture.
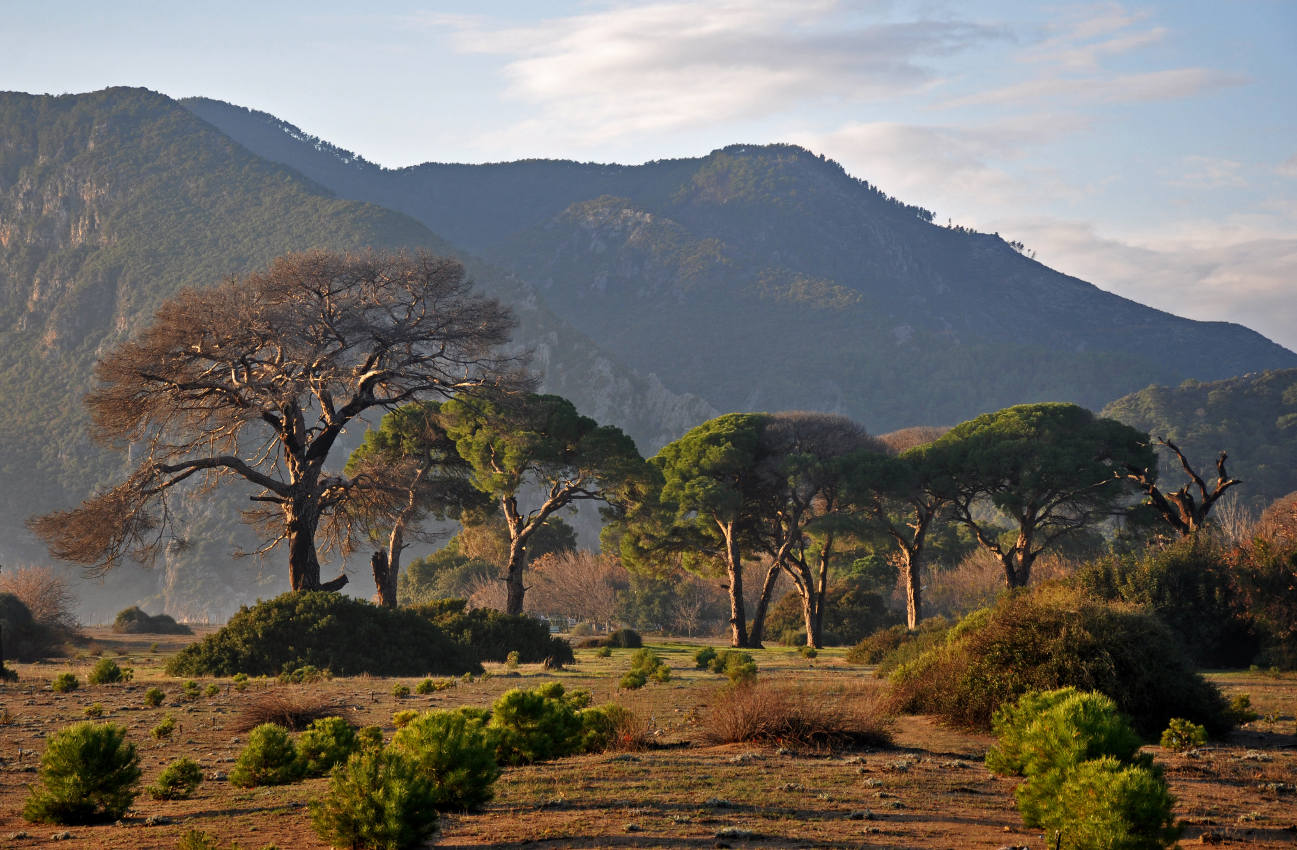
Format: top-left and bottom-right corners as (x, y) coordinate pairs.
(5, 0), (1295, 349)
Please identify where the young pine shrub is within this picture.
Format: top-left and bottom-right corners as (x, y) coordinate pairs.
(709, 650), (757, 684)
(22, 722), (141, 824)
(392, 683), (411, 699)
(296, 716), (359, 778)
(309, 748), (439, 850)
(151, 714), (176, 740)
(694, 646), (718, 669)
(143, 687), (165, 707)
(488, 682), (589, 765)
(619, 649), (670, 689)
(88, 657), (130, 685)
(1040, 756), (1180, 850)
(229, 723), (301, 788)
(149, 756), (203, 800)
(51, 672), (79, 693)
(1159, 718), (1207, 752)
(392, 709), (420, 729)
(389, 708), (502, 811)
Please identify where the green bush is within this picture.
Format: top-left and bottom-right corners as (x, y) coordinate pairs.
(1074, 537), (1258, 668)
(112, 606), (192, 635)
(1226, 693), (1259, 724)
(52, 672), (79, 693)
(694, 646), (718, 669)
(606, 628), (642, 649)
(576, 703), (638, 752)
(846, 618), (952, 671)
(22, 722), (141, 824)
(389, 708), (502, 811)
(488, 682), (590, 765)
(88, 657), (130, 685)
(986, 689), (1144, 779)
(392, 683), (411, 699)
(84, 702), (105, 718)
(232, 672), (249, 691)
(149, 756), (203, 800)
(278, 664), (330, 684)
(887, 584), (1231, 736)
(412, 599), (574, 666)
(357, 726), (384, 750)
(1039, 756), (1180, 850)
(595, 645), (612, 658)
(230, 723), (301, 788)
(151, 714), (176, 740)
(619, 648), (670, 690)
(143, 687), (165, 707)
(0, 592), (61, 661)
(296, 716), (358, 778)
(1159, 718), (1207, 752)
(707, 650), (757, 684)
(798, 645), (817, 658)
(167, 591), (481, 677)
(309, 747), (439, 850)
(182, 680), (201, 701)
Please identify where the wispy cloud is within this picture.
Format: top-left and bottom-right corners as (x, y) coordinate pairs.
(939, 66), (1246, 109)
(1169, 155), (1248, 190)
(1279, 154), (1297, 179)
(422, 1), (1007, 143)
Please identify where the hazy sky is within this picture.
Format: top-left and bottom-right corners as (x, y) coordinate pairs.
(5, 1), (1295, 349)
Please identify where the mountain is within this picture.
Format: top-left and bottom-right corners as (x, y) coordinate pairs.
(1103, 369), (1297, 511)
(185, 99), (1297, 431)
(0, 88), (713, 621)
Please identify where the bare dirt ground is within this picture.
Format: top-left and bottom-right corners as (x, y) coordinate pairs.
(1, 629), (1294, 849)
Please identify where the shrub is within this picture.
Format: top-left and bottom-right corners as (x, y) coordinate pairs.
(415, 678), (435, 695)
(112, 606), (192, 635)
(888, 584), (1232, 736)
(1160, 718), (1207, 752)
(389, 708), (502, 811)
(576, 703), (646, 752)
(204, 683), (220, 698)
(620, 648), (670, 690)
(846, 618), (951, 671)
(0, 566), (78, 636)
(52, 672), (78, 693)
(84, 703), (105, 718)
(412, 599), (574, 666)
(488, 682), (590, 764)
(707, 650), (757, 684)
(606, 628), (642, 649)
(151, 714), (176, 740)
(232, 672), (249, 691)
(392, 709), (420, 728)
(694, 646), (718, 669)
(0, 593), (64, 662)
(595, 645), (612, 658)
(986, 689), (1144, 779)
(1226, 693), (1259, 724)
(230, 723), (301, 788)
(278, 664), (330, 684)
(309, 748), (439, 850)
(182, 680), (201, 701)
(143, 687), (165, 707)
(22, 722), (141, 824)
(798, 646), (817, 658)
(1075, 538), (1258, 668)
(149, 757), (203, 800)
(1039, 756), (1180, 850)
(392, 683), (411, 699)
(699, 681), (893, 750)
(356, 726), (384, 750)
(167, 591), (481, 677)
(88, 658), (130, 685)
(296, 716), (359, 777)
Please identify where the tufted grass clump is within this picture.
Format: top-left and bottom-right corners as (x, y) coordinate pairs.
(310, 746), (439, 850)
(88, 657), (131, 685)
(229, 723), (301, 788)
(149, 756), (203, 800)
(22, 722), (141, 824)
(296, 716), (359, 778)
(620, 648), (670, 690)
(389, 708), (502, 811)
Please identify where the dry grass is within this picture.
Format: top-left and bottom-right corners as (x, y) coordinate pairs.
(233, 687), (337, 732)
(698, 680), (893, 750)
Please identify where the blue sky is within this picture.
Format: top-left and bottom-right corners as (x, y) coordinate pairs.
(5, 1), (1295, 349)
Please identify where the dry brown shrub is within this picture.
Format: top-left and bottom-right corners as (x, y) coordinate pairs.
(234, 688), (338, 732)
(0, 565), (79, 633)
(1254, 490), (1297, 546)
(526, 550), (628, 627)
(698, 681), (892, 750)
(877, 425), (951, 453)
(923, 548), (1076, 619)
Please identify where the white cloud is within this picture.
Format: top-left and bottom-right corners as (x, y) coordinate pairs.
(1169, 155), (1247, 190)
(994, 218), (1297, 351)
(939, 66), (1247, 109)
(1019, 3), (1166, 71)
(1278, 154), (1297, 179)
(425, 1), (1006, 144)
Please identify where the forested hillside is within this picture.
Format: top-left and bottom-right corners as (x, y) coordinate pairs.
(1103, 369), (1297, 510)
(187, 98), (1297, 430)
(0, 88), (713, 620)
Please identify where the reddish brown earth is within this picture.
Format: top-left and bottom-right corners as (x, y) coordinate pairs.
(1, 630), (1293, 849)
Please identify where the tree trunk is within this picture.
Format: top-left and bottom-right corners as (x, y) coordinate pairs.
(1003, 536), (1034, 588)
(371, 550), (397, 608)
(747, 561), (782, 648)
(901, 547), (922, 630)
(504, 534), (528, 616)
(722, 525), (749, 647)
(287, 506), (323, 590)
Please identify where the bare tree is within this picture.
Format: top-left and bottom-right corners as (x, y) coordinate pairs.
(30, 251), (519, 591)
(0, 565), (79, 632)
(1123, 438), (1242, 537)
(525, 550), (628, 628)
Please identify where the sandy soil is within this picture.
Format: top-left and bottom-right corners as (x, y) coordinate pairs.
(0, 629), (1293, 849)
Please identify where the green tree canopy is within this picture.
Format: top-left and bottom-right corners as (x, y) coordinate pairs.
(934, 403), (1154, 587)
(440, 392), (646, 615)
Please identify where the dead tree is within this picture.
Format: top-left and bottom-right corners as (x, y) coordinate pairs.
(1124, 438), (1242, 536)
